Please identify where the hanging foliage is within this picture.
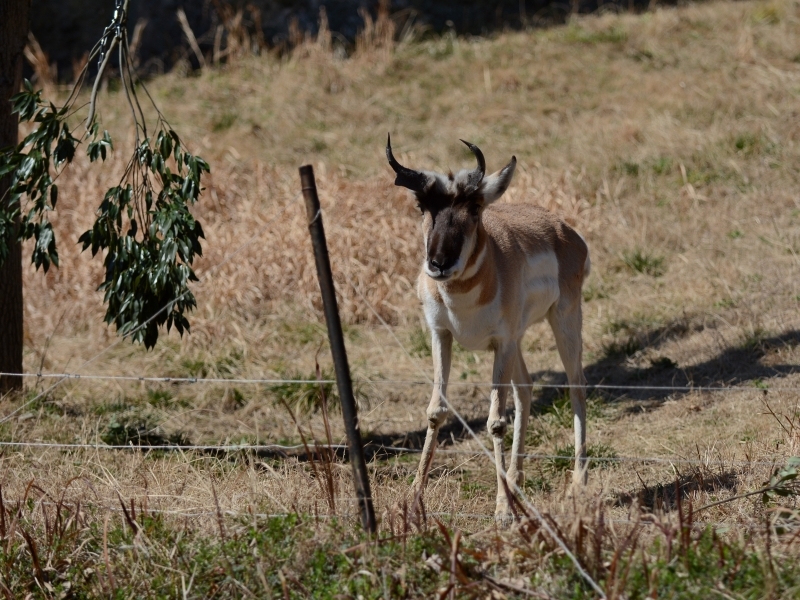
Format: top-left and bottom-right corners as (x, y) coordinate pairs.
(0, 0), (209, 348)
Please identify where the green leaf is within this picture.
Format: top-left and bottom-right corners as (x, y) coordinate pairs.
(87, 130), (113, 163)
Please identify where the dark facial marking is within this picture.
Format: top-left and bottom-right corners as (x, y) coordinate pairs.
(425, 203), (480, 274)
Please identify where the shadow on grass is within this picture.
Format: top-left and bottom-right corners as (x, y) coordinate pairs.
(328, 325), (800, 465)
(530, 327), (800, 412)
(343, 326), (800, 463)
(614, 467), (740, 511)
(103, 326), (800, 471)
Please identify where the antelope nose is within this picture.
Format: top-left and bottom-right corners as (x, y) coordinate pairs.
(430, 258), (443, 271)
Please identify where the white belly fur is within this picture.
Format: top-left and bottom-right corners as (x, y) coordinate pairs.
(421, 251), (560, 351)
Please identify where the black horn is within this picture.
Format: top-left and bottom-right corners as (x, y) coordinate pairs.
(386, 133), (429, 192)
(461, 140), (486, 177)
(461, 140), (486, 191)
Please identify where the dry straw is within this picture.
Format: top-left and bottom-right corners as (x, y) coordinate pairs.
(6, 3), (800, 583)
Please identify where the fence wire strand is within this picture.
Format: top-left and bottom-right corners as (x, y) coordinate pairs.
(0, 370), (794, 392)
(0, 439), (788, 468)
(6, 499), (779, 533)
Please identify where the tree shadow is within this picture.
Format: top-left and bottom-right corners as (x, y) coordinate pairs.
(242, 414), (488, 464)
(530, 324), (800, 413)
(360, 414), (488, 461)
(344, 325), (800, 463)
(614, 467), (739, 512)
(249, 324), (800, 466)
(34, 0), (696, 81)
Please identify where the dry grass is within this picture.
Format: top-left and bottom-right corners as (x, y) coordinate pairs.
(4, 0), (800, 594)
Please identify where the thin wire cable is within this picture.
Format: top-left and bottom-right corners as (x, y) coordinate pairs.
(0, 371), (792, 392)
(0, 194), (296, 425)
(0, 439), (787, 467)
(9, 500), (773, 532)
(347, 277), (607, 598)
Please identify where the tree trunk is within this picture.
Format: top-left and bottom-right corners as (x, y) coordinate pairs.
(0, 0), (30, 394)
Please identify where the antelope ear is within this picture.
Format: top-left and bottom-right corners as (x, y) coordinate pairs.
(479, 156), (516, 205)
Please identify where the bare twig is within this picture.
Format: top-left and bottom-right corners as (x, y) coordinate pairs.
(177, 8), (207, 69)
(695, 485), (783, 514)
(86, 0), (129, 129)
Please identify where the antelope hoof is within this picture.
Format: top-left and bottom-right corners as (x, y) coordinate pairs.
(572, 466), (588, 487)
(494, 506), (514, 529)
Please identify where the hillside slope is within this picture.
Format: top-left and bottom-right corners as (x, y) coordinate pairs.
(3, 3), (800, 596)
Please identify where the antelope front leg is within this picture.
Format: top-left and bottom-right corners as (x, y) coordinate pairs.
(489, 344), (517, 524)
(505, 348), (532, 491)
(411, 329), (453, 493)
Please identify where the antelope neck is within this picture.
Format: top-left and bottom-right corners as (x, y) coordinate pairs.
(440, 225), (494, 300)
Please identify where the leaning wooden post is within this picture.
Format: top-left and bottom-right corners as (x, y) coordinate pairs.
(299, 165), (377, 534)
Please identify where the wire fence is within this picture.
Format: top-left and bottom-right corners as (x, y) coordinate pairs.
(0, 371), (794, 392)
(0, 439), (789, 468)
(5, 498), (783, 534)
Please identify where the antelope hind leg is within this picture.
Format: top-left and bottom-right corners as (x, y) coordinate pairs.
(548, 303), (588, 487)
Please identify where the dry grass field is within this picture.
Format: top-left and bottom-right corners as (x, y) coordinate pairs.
(3, 0), (800, 596)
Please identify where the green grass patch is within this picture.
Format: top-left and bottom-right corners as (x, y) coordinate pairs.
(532, 391), (609, 429)
(524, 474), (552, 493)
(146, 388), (191, 409)
(461, 479), (490, 499)
(410, 326), (432, 357)
(752, 3), (782, 24)
(740, 327), (771, 352)
(651, 156), (672, 175)
(268, 368), (367, 415)
(582, 281), (610, 302)
(619, 161), (640, 176)
(715, 296), (737, 309)
(280, 321), (328, 345)
(269, 368), (339, 415)
(102, 414), (190, 447)
(545, 442), (618, 473)
(211, 111), (237, 131)
(4, 494), (800, 598)
(735, 132), (761, 155)
(181, 356), (209, 377)
(622, 248), (665, 277)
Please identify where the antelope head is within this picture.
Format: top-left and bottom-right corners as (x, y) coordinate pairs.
(386, 134), (516, 282)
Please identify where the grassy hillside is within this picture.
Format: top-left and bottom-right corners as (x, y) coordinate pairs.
(3, 0), (800, 596)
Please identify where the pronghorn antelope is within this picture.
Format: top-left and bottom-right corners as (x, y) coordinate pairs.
(387, 135), (590, 522)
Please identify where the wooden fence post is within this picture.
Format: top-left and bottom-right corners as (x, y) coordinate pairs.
(299, 165), (377, 534)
